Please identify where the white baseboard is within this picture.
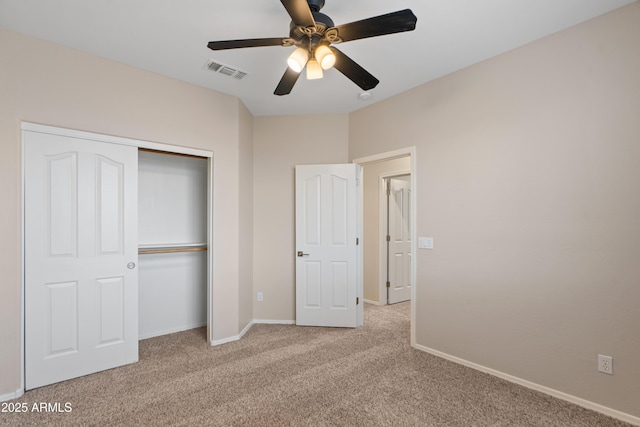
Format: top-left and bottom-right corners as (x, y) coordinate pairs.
(210, 334), (240, 346)
(364, 299), (383, 306)
(0, 389), (24, 402)
(413, 343), (640, 426)
(238, 321), (253, 339)
(253, 319), (295, 325)
(210, 321), (252, 346)
(210, 319), (295, 346)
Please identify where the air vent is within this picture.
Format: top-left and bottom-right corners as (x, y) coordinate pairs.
(206, 60), (223, 72)
(204, 59), (248, 80)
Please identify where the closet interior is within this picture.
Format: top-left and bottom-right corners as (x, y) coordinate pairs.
(137, 149), (208, 339)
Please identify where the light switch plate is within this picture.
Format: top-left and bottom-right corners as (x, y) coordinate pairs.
(418, 237), (433, 249)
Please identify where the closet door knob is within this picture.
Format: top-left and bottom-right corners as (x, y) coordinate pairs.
(297, 251), (309, 257)
(127, 262), (136, 269)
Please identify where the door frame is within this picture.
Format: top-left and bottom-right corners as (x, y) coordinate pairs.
(20, 122), (214, 395)
(380, 172), (411, 305)
(353, 147), (417, 347)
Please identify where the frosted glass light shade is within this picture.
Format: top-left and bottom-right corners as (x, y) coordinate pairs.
(306, 59), (323, 80)
(315, 45), (336, 70)
(287, 47), (308, 73)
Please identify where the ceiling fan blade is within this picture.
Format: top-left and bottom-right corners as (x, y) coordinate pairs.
(207, 38), (286, 51)
(274, 67), (302, 96)
(330, 47), (379, 91)
(280, 0), (316, 27)
(333, 9), (417, 43)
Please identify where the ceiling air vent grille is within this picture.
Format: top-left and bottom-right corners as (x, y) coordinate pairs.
(234, 71), (248, 80)
(204, 59), (248, 80)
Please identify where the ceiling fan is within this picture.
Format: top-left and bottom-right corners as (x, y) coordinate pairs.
(207, 0), (417, 95)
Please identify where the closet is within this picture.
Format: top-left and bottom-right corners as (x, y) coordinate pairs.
(23, 123), (212, 389)
(138, 149), (208, 339)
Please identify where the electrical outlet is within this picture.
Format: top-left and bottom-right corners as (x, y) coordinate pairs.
(598, 354), (613, 375)
(257, 292), (263, 302)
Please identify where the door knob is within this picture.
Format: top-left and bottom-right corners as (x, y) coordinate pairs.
(127, 262), (136, 269)
(297, 251), (309, 257)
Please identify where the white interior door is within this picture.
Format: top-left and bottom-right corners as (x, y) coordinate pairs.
(24, 130), (139, 389)
(295, 164), (361, 327)
(387, 175), (411, 304)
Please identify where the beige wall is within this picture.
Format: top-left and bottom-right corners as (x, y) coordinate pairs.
(0, 29), (250, 396)
(362, 157), (411, 303)
(238, 103), (254, 331)
(253, 115), (348, 321)
(349, 3), (640, 418)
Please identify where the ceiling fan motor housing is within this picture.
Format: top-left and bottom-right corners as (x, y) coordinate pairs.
(312, 12), (334, 29)
(307, 0), (325, 13)
(289, 12), (334, 48)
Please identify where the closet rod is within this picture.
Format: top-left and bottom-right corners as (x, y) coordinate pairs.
(138, 147), (207, 160)
(139, 246), (208, 255)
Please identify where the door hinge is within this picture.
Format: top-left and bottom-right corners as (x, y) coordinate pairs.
(386, 235), (390, 242)
(356, 297), (359, 305)
(386, 281), (390, 288)
(356, 237), (359, 245)
(386, 188), (391, 197)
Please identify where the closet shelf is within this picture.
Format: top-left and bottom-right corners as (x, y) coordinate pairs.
(138, 243), (208, 255)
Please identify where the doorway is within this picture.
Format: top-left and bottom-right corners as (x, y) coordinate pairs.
(358, 156), (410, 305)
(353, 147), (416, 346)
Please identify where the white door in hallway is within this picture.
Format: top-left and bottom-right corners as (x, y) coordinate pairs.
(387, 175), (411, 304)
(24, 130), (139, 389)
(295, 164), (361, 327)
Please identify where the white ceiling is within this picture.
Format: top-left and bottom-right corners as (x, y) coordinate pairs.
(0, 0), (635, 116)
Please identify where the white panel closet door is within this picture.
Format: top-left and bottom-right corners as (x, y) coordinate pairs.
(387, 176), (411, 304)
(295, 164), (358, 327)
(24, 130), (139, 390)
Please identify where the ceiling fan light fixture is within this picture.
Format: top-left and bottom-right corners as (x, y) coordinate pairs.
(306, 59), (323, 80)
(287, 47), (309, 73)
(315, 45), (335, 70)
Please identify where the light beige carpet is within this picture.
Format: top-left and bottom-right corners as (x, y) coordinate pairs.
(1, 302), (630, 426)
